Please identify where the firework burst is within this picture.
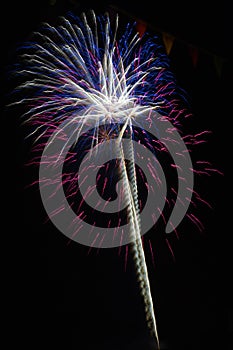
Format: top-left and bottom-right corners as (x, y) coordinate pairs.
(9, 9), (221, 349)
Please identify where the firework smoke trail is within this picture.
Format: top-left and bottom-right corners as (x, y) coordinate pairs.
(10, 9), (218, 348)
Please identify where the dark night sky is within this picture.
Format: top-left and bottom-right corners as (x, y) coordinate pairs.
(2, 1), (232, 349)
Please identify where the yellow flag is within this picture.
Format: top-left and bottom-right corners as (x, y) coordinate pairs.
(162, 32), (175, 55)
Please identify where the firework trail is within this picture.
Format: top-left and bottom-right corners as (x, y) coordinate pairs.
(9, 9), (221, 348)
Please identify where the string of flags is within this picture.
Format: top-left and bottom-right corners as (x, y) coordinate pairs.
(49, 1), (228, 79)
(109, 2), (228, 80)
(162, 30), (226, 79)
(135, 19), (227, 79)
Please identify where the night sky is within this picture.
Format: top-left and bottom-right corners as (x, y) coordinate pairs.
(2, 1), (231, 349)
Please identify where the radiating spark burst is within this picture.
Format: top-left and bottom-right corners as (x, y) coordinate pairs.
(10, 9), (222, 349)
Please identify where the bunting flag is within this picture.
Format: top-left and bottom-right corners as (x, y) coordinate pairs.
(108, 4), (227, 79)
(162, 32), (175, 55)
(213, 54), (224, 78)
(188, 45), (199, 68)
(136, 20), (147, 38)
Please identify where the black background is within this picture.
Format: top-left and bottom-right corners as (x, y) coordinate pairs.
(2, 1), (231, 349)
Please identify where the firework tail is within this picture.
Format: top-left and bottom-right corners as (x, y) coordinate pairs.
(116, 122), (160, 348)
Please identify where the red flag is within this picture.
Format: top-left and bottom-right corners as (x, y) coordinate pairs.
(136, 20), (147, 38)
(188, 45), (199, 68)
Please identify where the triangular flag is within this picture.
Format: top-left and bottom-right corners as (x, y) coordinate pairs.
(213, 55), (224, 79)
(136, 20), (147, 38)
(188, 45), (199, 68)
(162, 32), (175, 55)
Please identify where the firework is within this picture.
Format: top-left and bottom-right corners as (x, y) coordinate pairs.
(10, 9), (219, 349)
